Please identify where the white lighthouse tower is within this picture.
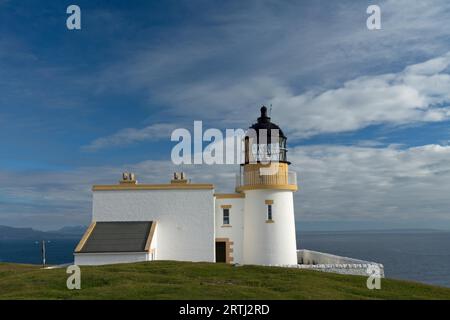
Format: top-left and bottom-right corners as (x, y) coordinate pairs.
(239, 106), (298, 266)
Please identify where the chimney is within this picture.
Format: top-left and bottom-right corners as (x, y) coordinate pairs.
(171, 172), (188, 184)
(120, 172), (137, 184)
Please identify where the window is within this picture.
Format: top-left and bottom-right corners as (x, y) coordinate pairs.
(223, 208), (230, 225)
(267, 204), (273, 221)
(265, 200), (274, 222)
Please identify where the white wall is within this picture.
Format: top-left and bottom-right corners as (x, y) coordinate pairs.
(297, 250), (385, 277)
(215, 198), (244, 264)
(243, 190), (297, 266)
(74, 252), (149, 266)
(92, 189), (215, 262)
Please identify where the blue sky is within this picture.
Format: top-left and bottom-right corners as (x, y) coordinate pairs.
(1, 0), (450, 230)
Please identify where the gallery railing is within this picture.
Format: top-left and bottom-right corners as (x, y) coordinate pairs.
(236, 170), (297, 189)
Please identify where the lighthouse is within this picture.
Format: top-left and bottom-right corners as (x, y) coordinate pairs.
(74, 105), (383, 274)
(239, 106), (298, 266)
(75, 106), (298, 267)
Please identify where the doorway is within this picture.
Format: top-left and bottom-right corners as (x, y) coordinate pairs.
(215, 241), (226, 263)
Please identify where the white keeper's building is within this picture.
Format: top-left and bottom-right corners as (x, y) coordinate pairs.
(74, 107), (299, 266)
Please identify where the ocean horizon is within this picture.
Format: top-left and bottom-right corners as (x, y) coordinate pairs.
(298, 230), (450, 288)
(1, 230), (449, 288)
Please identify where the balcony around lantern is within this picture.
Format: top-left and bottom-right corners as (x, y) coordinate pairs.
(235, 168), (298, 192)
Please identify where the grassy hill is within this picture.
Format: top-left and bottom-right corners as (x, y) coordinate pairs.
(1, 261), (449, 300)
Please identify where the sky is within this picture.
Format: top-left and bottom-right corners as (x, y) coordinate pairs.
(1, 0), (450, 230)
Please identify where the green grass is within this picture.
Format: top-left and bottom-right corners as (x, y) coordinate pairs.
(0, 261), (449, 300)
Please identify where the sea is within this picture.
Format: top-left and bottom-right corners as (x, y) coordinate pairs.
(0, 231), (449, 288)
(298, 230), (450, 288)
(0, 239), (79, 266)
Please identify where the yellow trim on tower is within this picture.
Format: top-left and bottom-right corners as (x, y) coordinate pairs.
(236, 184), (298, 192)
(74, 222), (96, 253)
(221, 205), (232, 209)
(265, 200), (274, 205)
(243, 162), (289, 170)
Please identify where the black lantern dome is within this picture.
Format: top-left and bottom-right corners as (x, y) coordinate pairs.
(244, 106), (289, 164)
(249, 106), (286, 138)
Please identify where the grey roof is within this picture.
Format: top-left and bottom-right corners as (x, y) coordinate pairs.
(79, 221), (153, 253)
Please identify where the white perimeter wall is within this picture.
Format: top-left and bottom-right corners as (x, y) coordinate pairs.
(92, 189), (215, 262)
(243, 190), (297, 266)
(215, 198), (244, 264)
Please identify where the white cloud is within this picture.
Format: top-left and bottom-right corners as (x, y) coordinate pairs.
(95, 52), (450, 144)
(93, 1), (450, 141)
(82, 123), (177, 151)
(290, 144), (450, 223)
(271, 53), (450, 138)
(3, 0), (450, 230)
(2, 143), (450, 230)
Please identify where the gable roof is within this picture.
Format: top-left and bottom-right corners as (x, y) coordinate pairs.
(75, 221), (156, 253)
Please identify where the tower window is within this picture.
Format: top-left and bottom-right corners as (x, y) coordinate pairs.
(265, 200), (274, 222)
(267, 204), (273, 221)
(223, 208), (230, 225)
